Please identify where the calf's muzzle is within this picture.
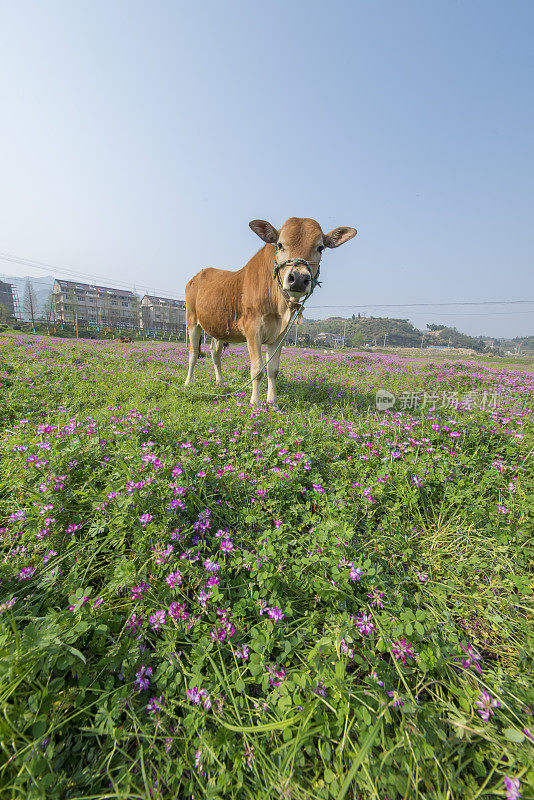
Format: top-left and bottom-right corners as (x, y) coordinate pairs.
(286, 270), (311, 293)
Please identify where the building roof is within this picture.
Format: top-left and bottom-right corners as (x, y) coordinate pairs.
(55, 279), (135, 299)
(142, 295), (186, 308)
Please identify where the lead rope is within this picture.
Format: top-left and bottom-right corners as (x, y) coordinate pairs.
(167, 249), (321, 400)
(188, 303), (304, 399)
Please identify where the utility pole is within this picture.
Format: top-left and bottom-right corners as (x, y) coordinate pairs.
(342, 320), (347, 348)
(294, 322), (298, 346)
(383, 332), (387, 347)
(75, 312), (79, 339)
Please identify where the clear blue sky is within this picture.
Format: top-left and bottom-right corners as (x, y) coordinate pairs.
(1, 0), (533, 337)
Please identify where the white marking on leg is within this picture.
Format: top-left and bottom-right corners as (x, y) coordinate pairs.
(184, 324), (201, 385)
(266, 340), (282, 406)
(246, 332), (264, 405)
(211, 339), (225, 385)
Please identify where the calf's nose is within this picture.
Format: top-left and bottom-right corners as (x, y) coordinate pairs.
(287, 272), (311, 293)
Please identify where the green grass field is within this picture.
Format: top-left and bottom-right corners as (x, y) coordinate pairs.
(0, 335), (533, 799)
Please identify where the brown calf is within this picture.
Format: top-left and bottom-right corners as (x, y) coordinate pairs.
(184, 217), (356, 405)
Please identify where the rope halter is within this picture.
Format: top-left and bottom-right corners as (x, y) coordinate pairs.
(272, 252), (322, 310)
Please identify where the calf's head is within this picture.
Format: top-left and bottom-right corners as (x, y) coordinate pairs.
(249, 217), (357, 298)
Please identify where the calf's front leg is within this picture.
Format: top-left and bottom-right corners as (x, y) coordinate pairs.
(246, 330), (264, 405)
(266, 340), (282, 406)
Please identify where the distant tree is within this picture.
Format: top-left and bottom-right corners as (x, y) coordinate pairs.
(129, 293), (141, 330)
(44, 290), (55, 323)
(0, 303), (9, 322)
(23, 279), (38, 330)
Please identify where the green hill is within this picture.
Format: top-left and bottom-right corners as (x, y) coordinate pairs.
(297, 315), (487, 351)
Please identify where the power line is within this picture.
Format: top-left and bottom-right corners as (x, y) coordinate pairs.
(307, 300), (534, 309)
(2, 249), (533, 319)
(0, 251), (185, 300)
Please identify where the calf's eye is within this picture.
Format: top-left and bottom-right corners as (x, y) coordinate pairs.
(277, 243), (283, 250)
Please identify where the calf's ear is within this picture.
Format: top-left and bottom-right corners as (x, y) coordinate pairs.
(249, 219), (278, 244)
(324, 226), (357, 248)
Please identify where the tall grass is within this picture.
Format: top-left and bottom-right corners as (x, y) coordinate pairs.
(0, 335), (532, 799)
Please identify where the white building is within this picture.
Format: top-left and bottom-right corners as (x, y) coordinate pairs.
(140, 295), (186, 333)
(52, 280), (138, 328)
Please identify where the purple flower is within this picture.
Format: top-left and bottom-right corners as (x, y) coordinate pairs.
(391, 637), (417, 665)
(313, 681), (326, 697)
(152, 544), (173, 564)
(166, 571), (182, 587)
(367, 587), (385, 608)
(168, 601), (187, 620)
(350, 566), (363, 581)
(236, 645), (250, 660)
(503, 776), (521, 800)
(268, 666), (287, 687)
(18, 566), (36, 581)
(204, 559), (220, 573)
(386, 690), (404, 707)
(458, 642), (483, 675)
(243, 743), (255, 768)
(139, 513), (153, 528)
(266, 606), (284, 621)
(43, 550), (57, 563)
(370, 671), (384, 687)
(353, 612), (376, 637)
(146, 695), (164, 716)
(149, 609), (166, 629)
(219, 539), (235, 556)
(197, 588), (211, 607)
(0, 598), (16, 614)
(415, 571), (428, 582)
(131, 582), (148, 599)
(475, 689), (500, 721)
(65, 523), (82, 534)
(188, 686), (201, 704)
(188, 686), (211, 709)
(125, 612), (143, 631)
(135, 666), (153, 691)
(341, 639), (354, 659)
(194, 749), (203, 773)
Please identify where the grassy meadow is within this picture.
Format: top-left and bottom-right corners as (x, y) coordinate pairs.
(0, 335), (533, 799)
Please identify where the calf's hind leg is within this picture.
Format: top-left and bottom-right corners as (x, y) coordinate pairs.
(184, 323), (202, 386)
(210, 338), (225, 385)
